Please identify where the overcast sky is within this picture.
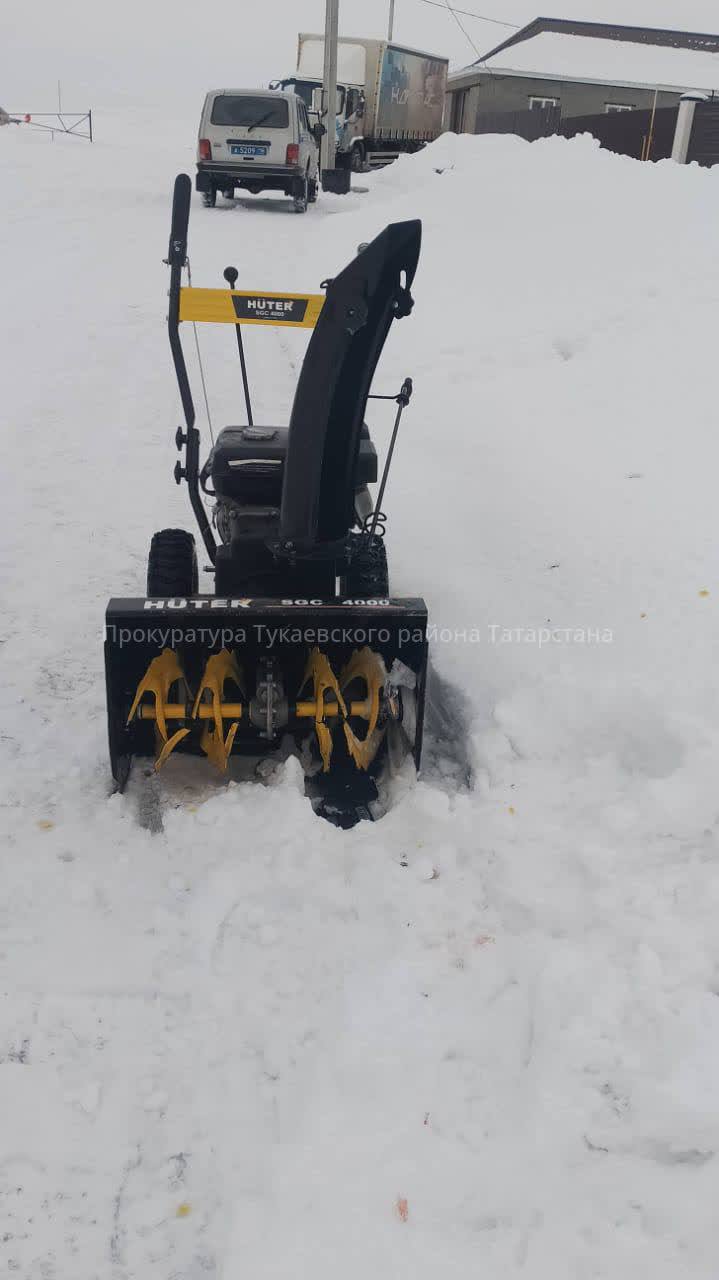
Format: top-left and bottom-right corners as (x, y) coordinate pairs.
(3, 0), (719, 112)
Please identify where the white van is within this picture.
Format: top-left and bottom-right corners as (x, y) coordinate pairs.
(196, 89), (321, 213)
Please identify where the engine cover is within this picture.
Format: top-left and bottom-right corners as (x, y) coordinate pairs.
(208, 424), (378, 505)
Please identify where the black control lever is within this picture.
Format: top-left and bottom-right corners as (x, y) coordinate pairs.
(223, 266), (254, 427)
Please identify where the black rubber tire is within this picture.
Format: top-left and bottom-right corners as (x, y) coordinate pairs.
(147, 529), (198, 596)
(202, 188), (217, 208)
(293, 174), (308, 214)
(350, 145), (365, 173)
(308, 176), (318, 203)
(345, 535), (389, 597)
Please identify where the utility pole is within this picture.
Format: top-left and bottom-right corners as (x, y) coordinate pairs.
(388, 0), (395, 40)
(321, 0), (338, 173)
(320, 0), (350, 192)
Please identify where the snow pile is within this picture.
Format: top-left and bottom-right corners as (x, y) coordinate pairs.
(475, 29), (719, 92)
(2, 122), (719, 1277)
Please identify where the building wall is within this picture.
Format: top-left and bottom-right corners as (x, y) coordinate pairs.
(446, 74), (682, 131)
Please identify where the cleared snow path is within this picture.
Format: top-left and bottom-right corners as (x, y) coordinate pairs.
(2, 119), (719, 1278)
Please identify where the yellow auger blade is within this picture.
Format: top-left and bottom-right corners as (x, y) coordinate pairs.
(156, 728), (192, 769)
(340, 647), (388, 771)
(192, 649), (244, 772)
(127, 649), (191, 770)
(299, 648), (348, 772)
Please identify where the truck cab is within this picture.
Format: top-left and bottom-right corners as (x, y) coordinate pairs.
(271, 77), (367, 171)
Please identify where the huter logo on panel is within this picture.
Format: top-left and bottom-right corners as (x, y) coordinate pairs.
(143, 599), (253, 610)
(232, 296), (308, 323)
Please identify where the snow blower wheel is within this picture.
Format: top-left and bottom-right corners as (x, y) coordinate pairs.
(147, 529), (198, 597)
(345, 534), (389, 598)
(104, 173), (428, 826)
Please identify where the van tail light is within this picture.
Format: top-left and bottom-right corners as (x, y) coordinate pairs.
(199, 138), (212, 161)
(286, 143), (300, 165)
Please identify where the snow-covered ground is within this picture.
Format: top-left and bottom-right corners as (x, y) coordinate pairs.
(3, 117), (719, 1278)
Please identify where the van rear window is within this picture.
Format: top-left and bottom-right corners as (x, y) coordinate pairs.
(210, 96), (289, 128)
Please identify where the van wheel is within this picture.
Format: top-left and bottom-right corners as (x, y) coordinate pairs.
(222, 187), (235, 201)
(293, 175), (308, 214)
(202, 188), (217, 208)
(350, 145), (365, 173)
(308, 175), (318, 203)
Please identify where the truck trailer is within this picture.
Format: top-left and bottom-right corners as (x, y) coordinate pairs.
(272, 33), (448, 170)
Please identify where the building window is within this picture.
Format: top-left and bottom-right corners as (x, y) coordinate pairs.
(605, 103), (634, 113)
(529, 95), (559, 111)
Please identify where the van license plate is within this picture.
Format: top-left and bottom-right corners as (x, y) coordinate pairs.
(230, 144), (267, 157)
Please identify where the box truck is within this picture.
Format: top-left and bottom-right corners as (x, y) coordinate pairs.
(272, 33), (448, 170)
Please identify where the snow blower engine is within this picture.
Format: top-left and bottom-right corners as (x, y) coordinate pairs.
(104, 173), (428, 825)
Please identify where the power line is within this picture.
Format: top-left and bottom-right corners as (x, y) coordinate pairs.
(414, 0), (520, 29)
(440, 0), (483, 57)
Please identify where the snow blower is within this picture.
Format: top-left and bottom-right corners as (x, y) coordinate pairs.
(104, 173), (428, 825)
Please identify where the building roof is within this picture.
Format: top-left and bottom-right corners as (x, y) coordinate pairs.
(480, 17), (719, 63)
(450, 30), (719, 95)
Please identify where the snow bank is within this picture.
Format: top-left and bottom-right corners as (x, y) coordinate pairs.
(2, 121), (719, 1277)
